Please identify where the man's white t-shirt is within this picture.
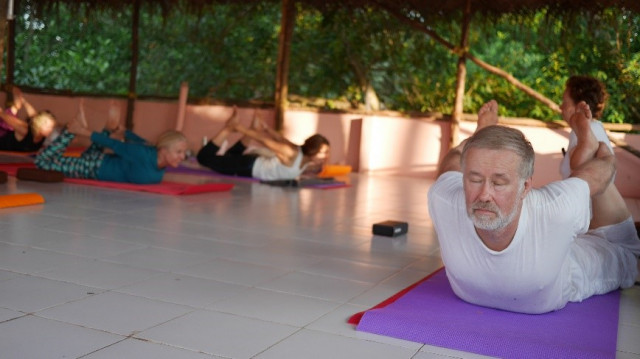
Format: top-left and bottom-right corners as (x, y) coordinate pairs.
(427, 172), (591, 314)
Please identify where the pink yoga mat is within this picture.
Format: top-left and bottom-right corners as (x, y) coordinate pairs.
(351, 268), (620, 359)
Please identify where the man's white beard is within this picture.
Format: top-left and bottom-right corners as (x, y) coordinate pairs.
(469, 192), (522, 231)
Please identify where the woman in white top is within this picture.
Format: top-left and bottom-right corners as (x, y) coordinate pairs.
(197, 108), (330, 181)
(558, 75), (632, 230)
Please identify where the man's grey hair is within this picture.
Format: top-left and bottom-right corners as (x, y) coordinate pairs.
(461, 125), (535, 179)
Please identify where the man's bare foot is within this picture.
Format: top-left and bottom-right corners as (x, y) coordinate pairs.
(569, 101), (599, 171)
(477, 100), (499, 131)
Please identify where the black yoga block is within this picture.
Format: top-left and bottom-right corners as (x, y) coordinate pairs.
(372, 220), (408, 237)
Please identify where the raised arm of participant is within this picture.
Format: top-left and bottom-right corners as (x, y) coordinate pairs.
(233, 123), (299, 166)
(0, 111), (28, 137)
(13, 87), (38, 118)
(256, 117), (296, 147)
(123, 130), (148, 144)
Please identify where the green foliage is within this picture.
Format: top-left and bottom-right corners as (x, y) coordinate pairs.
(138, 2), (280, 98)
(465, 9), (640, 123)
(10, 1), (640, 123)
(14, 1), (131, 93)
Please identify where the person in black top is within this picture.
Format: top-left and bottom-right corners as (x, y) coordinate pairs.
(0, 87), (57, 152)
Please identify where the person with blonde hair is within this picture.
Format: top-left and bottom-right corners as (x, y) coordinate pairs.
(35, 100), (187, 184)
(0, 86), (57, 151)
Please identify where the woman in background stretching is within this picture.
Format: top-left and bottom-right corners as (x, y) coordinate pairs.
(197, 108), (330, 181)
(558, 75), (632, 230)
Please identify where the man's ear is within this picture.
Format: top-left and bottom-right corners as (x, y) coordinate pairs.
(522, 177), (533, 198)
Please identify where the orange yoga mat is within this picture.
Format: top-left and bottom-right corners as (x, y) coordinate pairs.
(317, 165), (352, 178)
(0, 193), (45, 208)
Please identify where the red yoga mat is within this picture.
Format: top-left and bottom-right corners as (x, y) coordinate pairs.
(0, 162), (36, 175)
(0, 163), (234, 195)
(64, 178), (234, 195)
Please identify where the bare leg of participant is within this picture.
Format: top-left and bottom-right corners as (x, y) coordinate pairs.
(570, 101), (631, 229)
(76, 99), (88, 128)
(105, 100), (125, 140)
(209, 107), (239, 147)
(239, 111), (262, 147)
(569, 102), (599, 172)
(67, 100), (92, 138)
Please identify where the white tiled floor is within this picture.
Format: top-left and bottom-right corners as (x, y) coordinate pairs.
(0, 171), (638, 358)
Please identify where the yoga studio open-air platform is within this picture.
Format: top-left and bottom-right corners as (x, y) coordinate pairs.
(2, 0), (640, 356)
(0, 92), (639, 358)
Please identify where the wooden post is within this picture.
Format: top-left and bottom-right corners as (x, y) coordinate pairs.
(274, 0), (295, 131)
(4, 0), (15, 100)
(451, 0), (472, 147)
(126, 0), (141, 130)
(0, 0), (9, 96)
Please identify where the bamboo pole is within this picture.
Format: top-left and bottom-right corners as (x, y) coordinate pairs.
(0, 0), (8, 97)
(126, 0), (140, 130)
(274, 0), (295, 131)
(4, 0), (14, 99)
(451, 0), (472, 147)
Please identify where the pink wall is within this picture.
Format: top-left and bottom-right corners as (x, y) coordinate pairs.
(4, 92), (638, 199)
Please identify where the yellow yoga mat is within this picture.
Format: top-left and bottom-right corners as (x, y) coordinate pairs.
(0, 193), (45, 208)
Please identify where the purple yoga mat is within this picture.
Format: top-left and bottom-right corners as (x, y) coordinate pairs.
(356, 269), (620, 359)
(167, 163), (259, 182)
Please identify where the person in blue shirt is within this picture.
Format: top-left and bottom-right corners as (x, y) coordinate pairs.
(35, 101), (188, 184)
